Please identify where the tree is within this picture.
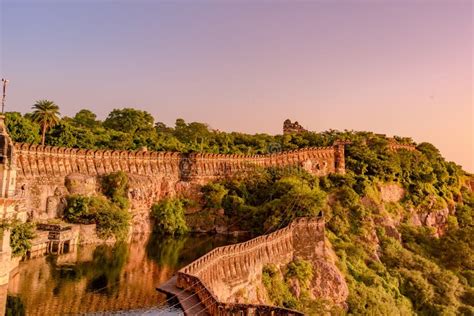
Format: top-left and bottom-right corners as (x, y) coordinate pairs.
(151, 198), (188, 235)
(103, 108), (154, 133)
(73, 109), (100, 128)
(5, 112), (41, 143)
(31, 100), (61, 145)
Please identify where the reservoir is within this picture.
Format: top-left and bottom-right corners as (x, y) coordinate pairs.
(5, 233), (247, 315)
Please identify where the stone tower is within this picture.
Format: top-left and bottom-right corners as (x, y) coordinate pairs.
(334, 140), (350, 175)
(0, 115), (16, 198)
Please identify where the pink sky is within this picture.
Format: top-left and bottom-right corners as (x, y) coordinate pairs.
(1, 0), (472, 171)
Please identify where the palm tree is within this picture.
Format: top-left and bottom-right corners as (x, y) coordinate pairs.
(31, 100), (60, 145)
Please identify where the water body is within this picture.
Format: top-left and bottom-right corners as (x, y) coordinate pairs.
(5, 233), (248, 315)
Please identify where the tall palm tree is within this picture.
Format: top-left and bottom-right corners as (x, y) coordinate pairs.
(31, 100), (60, 145)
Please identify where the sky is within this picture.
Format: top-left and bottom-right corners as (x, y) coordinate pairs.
(0, 0), (473, 171)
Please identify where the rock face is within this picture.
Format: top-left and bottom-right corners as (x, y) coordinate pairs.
(410, 207), (450, 237)
(310, 259), (349, 306)
(379, 183), (405, 202)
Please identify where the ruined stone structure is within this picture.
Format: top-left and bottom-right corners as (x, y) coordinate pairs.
(387, 142), (417, 152)
(172, 217), (337, 315)
(14, 142), (346, 222)
(283, 119), (307, 134)
(0, 115), (25, 316)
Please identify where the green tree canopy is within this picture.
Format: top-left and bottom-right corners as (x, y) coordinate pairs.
(103, 108), (154, 133)
(5, 112), (40, 143)
(73, 109), (100, 128)
(31, 100), (61, 145)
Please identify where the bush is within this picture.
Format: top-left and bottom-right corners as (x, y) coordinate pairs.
(201, 183), (228, 209)
(10, 222), (36, 257)
(95, 204), (131, 240)
(64, 195), (130, 240)
(101, 171), (129, 209)
(262, 264), (298, 309)
(151, 198), (188, 236)
(286, 258), (313, 288)
(64, 195), (96, 224)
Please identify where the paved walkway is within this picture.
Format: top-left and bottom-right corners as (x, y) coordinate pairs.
(157, 276), (210, 316)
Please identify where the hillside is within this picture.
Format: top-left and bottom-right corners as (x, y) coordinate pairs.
(6, 108), (474, 315)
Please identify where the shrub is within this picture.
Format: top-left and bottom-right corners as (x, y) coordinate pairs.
(64, 195), (96, 224)
(151, 198), (188, 235)
(101, 171), (129, 209)
(95, 204), (131, 240)
(286, 259), (313, 288)
(10, 222), (36, 257)
(64, 195), (130, 240)
(201, 183), (228, 209)
(262, 264), (298, 309)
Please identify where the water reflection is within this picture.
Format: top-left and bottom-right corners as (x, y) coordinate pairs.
(6, 233), (247, 315)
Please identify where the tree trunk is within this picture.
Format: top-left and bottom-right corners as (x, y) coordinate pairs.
(41, 124), (46, 145)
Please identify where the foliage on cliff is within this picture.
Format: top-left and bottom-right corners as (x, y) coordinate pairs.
(197, 137), (472, 314)
(199, 167), (326, 234)
(151, 198), (188, 236)
(262, 259), (335, 315)
(63, 172), (131, 240)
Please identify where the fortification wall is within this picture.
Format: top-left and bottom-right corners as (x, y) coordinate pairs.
(14, 143), (339, 180)
(175, 217), (325, 315)
(13, 143), (343, 221)
(387, 143), (417, 151)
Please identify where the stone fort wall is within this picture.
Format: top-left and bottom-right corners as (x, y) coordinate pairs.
(175, 217), (325, 315)
(13, 142), (345, 222)
(14, 143), (344, 180)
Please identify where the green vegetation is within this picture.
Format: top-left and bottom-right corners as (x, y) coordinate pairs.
(0, 220), (36, 258)
(9, 221), (36, 257)
(30, 100), (61, 145)
(150, 198), (188, 235)
(262, 264), (298, 309)
(199, 167), (326, 234)
(262, 259), (337, 314)
(63, 172), (131, 240)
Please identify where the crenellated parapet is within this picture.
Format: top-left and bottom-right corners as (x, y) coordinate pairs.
(13, 142), (346, 220)
(14, 142), (344, 181)
(175, 217), (324, 315)
(14, 143), (185, 179)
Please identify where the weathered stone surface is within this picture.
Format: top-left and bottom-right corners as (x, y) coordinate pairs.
(65, 173), (96, 195)
(411, 207), (450, 237)
(375, 216), (401, 241)
(310, 259), (349, 306)
(379, 183), (405, 202)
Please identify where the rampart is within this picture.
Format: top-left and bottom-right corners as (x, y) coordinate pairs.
(13, 143), (345, 220)
(14, 143), (343, 180)
(175, 217), (325, 315)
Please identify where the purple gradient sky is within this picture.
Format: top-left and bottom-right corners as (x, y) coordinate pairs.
(1, 0), (472, 171)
